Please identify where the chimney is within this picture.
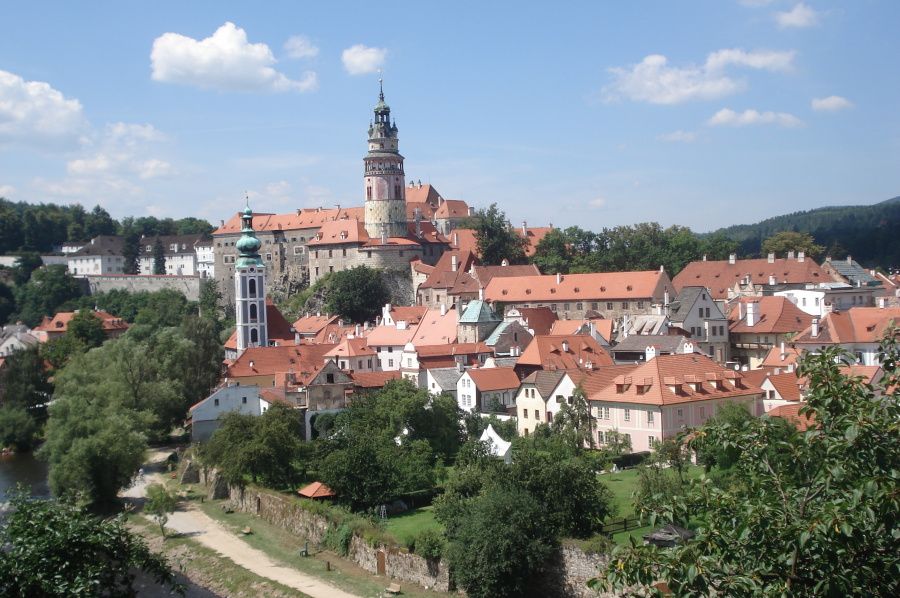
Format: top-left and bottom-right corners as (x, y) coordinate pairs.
(780, 340), (786, 357)
(728, 253), (736, 265)
(452, 254), (458, 272)
(562, 340), (569, 353)
(879, 297), (886, 309)
(645, 345), (657, 361)
(249, 360), (255, 368)
(769, 274), (776, 286)
(468, 206), (475, 217)
(767, 252), (775, 263)
(797, 251), (805, 262)
(738, 301), (745, 320)
(441, 303), (447, 316)
(355, 324), (361, 336)
(811, 318), (819, 337)
(659, 265), (665, 273)
(522, 221), (528, 236)
(746, 301), (759, 327)
(787, 251), (795, 259)
(664, 286), (669, 306)
(453, 232), (459, 247)
(847, 255), (853, 265)
(702, 254), (708, 261)
(293, 328), (300, 345)
(683, 341), (694, 354)
(501, 259), (509, 266)
(335, 204), (340, 211)
(556, 272), (562, 284)
(826, 256), (832, 262)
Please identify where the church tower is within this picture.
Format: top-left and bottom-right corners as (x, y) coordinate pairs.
(234, 204), (268, 354)
(364, 81), (407, 239)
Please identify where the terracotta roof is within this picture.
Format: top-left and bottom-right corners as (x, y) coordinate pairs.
(416, 342), (491, 358)
(407, 307), (459, 345)
(674, 257), (828, 299)
(745, 370), (803, 402)
(34, 310), (129, 334)
(298, 481), (335, 498)
(404, 183), (443, 207)
(434, 199), (471, 220)
(292, 314), (339, 336)
(214, 208), (365, 236)
(418, 250), (477, 291)
(517, 334), (614, 371)
(767, 403), (816, 430)
(466, 366), (519, 391)
(313, 323), (361, 345)
(471, 263), (542, 289)
(448, 229), (479, 254)
(259, 387), (298, 406)
(223, 344), (334, 386)
(513, 307), (558, 336)
(349, 370), (402, 388)
(324, 337), (376, 359)
(791, 307), (900, 345)
(485, 270), (669, 303)
(727, 296), (813, 335)
(574, 365), (641, 397)
(521, 370), (568, 399)
(760, 345), (803, 369)
(586, 353), (763, 406)
(306, 219), (369, 246)
(518, 226), (553, 257)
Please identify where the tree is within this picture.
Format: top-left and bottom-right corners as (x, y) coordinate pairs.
(9, 252), (43, 286)
(0, 281), (15, 326)
(444, 486), (557, 598)
(470, 203), (528, 265)
(0, 490), (181, 597)
(145, 483), (178, 539)
(0, 201), (24, 253)
(0, 407), (40, 451)
(325, 265), (390, 324)
(531, 227), (573, 274)
(0, 344), (52, 424)
(551, 385), (596, 451)
(761, 230), (826, 259)
(121, 220), (141, 275)
(153, 237), (167, 275)
(590, 338), (900, 597)
(198, 278), (224, 333)
(11, 265), (81, 327)
(85, 204), (117, 238)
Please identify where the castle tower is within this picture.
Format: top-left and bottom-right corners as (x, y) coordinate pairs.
(364, 81), (407, 238)
(234, 204), (268, 354)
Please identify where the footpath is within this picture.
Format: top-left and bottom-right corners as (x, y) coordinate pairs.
(123, 449), (363, 598)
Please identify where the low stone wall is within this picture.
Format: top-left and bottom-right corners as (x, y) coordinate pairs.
(192, 472), (615, 596)
(83, 274), (202, 301)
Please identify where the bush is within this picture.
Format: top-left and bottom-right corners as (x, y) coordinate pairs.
(411, 529), (445, 561)
(612, 451), (651, 469)
(324, 523), (354, 557)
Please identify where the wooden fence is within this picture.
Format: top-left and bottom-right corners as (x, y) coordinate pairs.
(599, 514), (642, 535)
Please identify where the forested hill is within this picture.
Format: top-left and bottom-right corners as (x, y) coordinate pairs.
(710, 195), (900, 268)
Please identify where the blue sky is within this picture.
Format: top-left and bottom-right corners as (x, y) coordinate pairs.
(1, 1), (897, 232)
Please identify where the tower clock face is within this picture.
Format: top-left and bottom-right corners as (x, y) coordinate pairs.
(249, 268), (255, 273)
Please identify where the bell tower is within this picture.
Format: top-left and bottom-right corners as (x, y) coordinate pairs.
(364, 80), (407, 238)
(234, 203), (268, 354)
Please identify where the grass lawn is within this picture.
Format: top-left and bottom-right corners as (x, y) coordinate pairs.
(384, 505), (443, 546)
(600, 465), (706, 545)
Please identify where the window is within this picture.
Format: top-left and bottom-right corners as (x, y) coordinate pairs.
(535, 411), (541, 421)
(622, 302), (629, 309)
(591, 303), (598, 310)
(293, 246), (304, 255)
(564, 303), (570, 311)
(547, 412), (553, 423)
(328, 250), (333, 258)
(266, 253), (272, 261)
(214, 398), (219, 407)
(388, 359), (394, 368)
(700, 406), (706, 420)
(603, 406), (610, 420)
(242, 396), (247, 404)
(388, 346), (393, 353)
(637, 301), (644, 309)
(523, 409), (528, 418)
(551, 304), (558, 312)
(648, 435), (657, 446)
(647, 410), (654, 424)
(577, 303), (583, 311)
(698, 308), (703, 317)
(624, 433), (632, 444)
(606, 302), (613, 310)
(624, 408), (631, 422)
(598, 430), (606, 444)
(342, 248), (347, 257)
(705, 307), (711, 317)
(677, 408), (684, 420)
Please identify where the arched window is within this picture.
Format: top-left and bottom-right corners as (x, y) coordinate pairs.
(249, 304), (258, 321)
(250, 329), (259, 344)
(248, 278), (257, 297)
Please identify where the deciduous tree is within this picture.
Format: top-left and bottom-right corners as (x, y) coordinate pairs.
(470, 203), (528, 265)
(325, 266), (390, 324)
(761, 230), (825, 259)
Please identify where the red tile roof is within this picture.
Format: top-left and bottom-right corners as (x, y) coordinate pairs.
(418, 250), (478, 291)
(485, 270), (670, 303)
(306, 219), (369, 246)
(760, 345), (803, 369)
(517, 334), (614, 371)
(791, 307), (900, 345)
(34, 310), (129, 334)
(349, 370), (402, 388)
(514, 307), (558, 336)
(298, 481), (335, 498)
(586, 353), (763, 406)
(434, 199), (471, 220)
(471, 263), (542, 288)
(727, 296), (813, 335)
(767, 403), (816, 430)
(214, 208), (365, 236)
(673, 257), (829, 299)
(223, 344), (334, 386)
(292, 314), (339, 336)
(466, 366), (519, 391)
(448, 229), (479, 254)
(224, 300), (296, 350)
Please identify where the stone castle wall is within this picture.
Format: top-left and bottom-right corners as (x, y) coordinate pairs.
(84, 274), (202, 301)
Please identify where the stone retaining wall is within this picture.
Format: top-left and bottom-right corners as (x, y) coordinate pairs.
(193, 469), (616, 596)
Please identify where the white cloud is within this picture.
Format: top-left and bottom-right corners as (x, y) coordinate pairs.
(603, 48), (795, 104)
(587, 198), (607, 209)
(342, 45), (388, 75)
(775, 3), (820, 28)
(151, 22), (318, 93)
(812, 95), (855, 112)
(658, 130), (698, 143)
(0, 70), (88, 151)
(106, 122), (170, 144)
(284, 35), (319, 59)
(0, 185), (17, 197)
(706, 108), (805, 128)
(137, 159), (177, 179)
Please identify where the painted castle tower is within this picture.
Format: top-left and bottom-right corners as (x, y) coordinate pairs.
(363, 81), (407, 239)
(234, 204), (268, 354)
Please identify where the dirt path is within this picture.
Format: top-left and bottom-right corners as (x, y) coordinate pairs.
(124, 449), (364, 598)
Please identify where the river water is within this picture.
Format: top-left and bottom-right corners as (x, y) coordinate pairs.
(0, 451), (50, 501)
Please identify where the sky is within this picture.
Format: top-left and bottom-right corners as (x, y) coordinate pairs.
(1, 1), (898, 233)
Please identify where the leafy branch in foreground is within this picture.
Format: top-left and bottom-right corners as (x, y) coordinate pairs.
(589, 334), (900, 597)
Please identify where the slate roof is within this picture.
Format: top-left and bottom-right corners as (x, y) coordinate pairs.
(521, 370), (568, 399)
(138, 234), (209, 255)
(674, 257), (828, 299)
(427, 367), (465, 391)
(824, 258), (879, 286)
(66, 235), (125, 258)
(612, 335), (686, 354)
(667, 287), (705, 322)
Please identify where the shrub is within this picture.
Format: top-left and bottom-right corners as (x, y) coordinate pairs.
(412, 529), (445, 561)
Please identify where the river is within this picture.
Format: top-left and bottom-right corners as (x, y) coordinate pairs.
(0, 451), (50, 501)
